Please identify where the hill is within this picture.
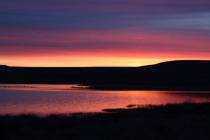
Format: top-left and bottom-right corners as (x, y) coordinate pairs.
(1, 60), (210, 90)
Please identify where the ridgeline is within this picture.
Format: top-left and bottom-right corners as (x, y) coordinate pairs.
(1, 60), (210, 90)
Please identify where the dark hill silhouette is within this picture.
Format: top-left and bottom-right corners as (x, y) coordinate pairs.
(0, 65), (9, 69)
(1, 60), (210, 90)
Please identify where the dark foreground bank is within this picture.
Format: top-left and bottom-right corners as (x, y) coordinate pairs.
(1, 102), (210, 140)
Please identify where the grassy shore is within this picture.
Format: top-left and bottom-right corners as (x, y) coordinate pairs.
(1, 102), (210, 140)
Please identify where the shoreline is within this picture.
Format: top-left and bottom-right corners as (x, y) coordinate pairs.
(1, 102), (210, 117)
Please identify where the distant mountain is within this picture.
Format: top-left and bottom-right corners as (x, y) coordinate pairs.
(1, 60), (210, 90)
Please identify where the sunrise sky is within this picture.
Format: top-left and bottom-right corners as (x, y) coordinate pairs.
(1, 0), (210, 67)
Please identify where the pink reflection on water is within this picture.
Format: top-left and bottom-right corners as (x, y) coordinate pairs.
(0, 84), (210, 115)
(0, 84), (87, 91)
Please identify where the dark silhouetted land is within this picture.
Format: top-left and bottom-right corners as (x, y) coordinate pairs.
(1, 102), (210, 140)
(1, 60), (210, 90)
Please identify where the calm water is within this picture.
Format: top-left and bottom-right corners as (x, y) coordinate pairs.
(0, 84), (210, 115)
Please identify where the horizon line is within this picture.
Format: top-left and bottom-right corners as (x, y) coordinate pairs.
(1, 59), (210, 68)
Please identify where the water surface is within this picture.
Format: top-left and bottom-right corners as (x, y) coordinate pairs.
(0, 84), (210, 115)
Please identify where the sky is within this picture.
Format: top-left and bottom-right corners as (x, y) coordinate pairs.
(0, 0), (210, 67)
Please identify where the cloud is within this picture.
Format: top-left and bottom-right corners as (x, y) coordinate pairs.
(0, 29), (210, 56)
(1, 0), (210, 32)
(147, 12), (210, 33)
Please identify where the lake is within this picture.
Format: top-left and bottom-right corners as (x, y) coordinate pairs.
(0, 84), (210, 115)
